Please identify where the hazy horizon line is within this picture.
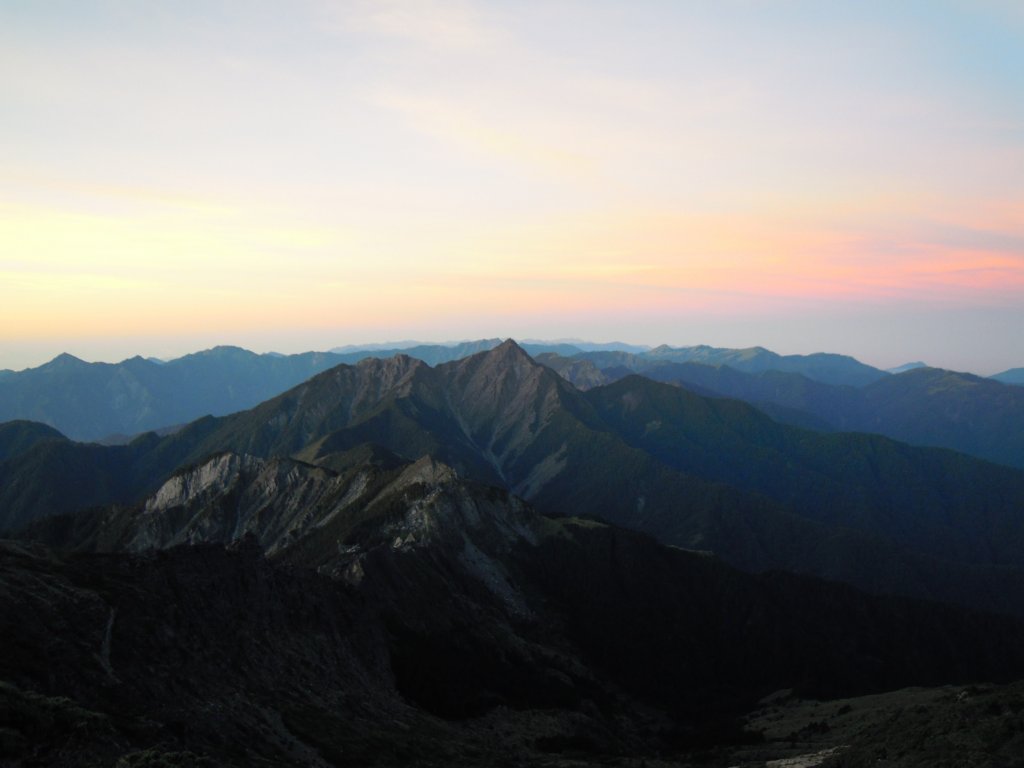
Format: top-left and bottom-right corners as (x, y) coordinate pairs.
(2, 336), (1019, 379)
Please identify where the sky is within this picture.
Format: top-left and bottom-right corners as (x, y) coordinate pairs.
(2, 1), (1023, 375)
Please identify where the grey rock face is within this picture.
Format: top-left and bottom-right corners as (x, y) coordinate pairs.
(114, 453), (375, 554)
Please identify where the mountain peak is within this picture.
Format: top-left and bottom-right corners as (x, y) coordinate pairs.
(486, 338), (534, 363)
(169, 346), (258, 364)
(467, 339), (552, 382)
(496, 337), (526, 352)
(445, 338), (538, 374)
(40, 352), (87, 370)
(887, 361), (928, 374)
(202, 345), (254, 357)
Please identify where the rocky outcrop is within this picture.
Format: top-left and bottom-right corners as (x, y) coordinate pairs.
(143, 452), (259, 513)
(67, 452), (391, 555)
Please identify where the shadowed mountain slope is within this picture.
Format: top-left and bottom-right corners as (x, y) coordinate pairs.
(543, 352), (1024, 469)
(0, 416), (226, 533)
(0, 347), (357, 442)
(855, 367), (1024, 467)
(585, 374), (1024, 566)
(8, 341), (1024, 616)
(0, 420), (66, 463)
(643, 344), (887, 386)
(11, 449), (1024, 766)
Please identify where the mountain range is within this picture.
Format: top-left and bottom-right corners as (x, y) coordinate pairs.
(4, 340), (1021, 471)
(6, 339), (1024, 764)
(540, 350), (1024, 469)
(0, 339), (658, 442)
(0, 343), (493, 443)
(0, 340), (902, 443)
(6, 340), (1024, 615)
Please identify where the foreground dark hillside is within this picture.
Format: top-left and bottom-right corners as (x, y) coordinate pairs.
(742, 683), (1024, 768)
(8, 454), (1024, 766)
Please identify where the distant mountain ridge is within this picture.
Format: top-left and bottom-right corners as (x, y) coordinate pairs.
(993, 367), (1024, 386)
(0, 339), (889, 442)
(0, 340), (507, 441)
(887, 361), (928, 374)
(541, 352), (1024, 469)
(643, 344), (888, 386)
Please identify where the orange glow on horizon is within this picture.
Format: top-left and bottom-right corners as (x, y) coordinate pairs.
(4, 191), (1022, 344)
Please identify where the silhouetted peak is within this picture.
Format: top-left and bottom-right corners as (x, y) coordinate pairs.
(200, 345), (254, 357)
(495, 338), (524, 351)
(887, 361), (928, 374)
(165, 346), (257, 365)
(894, 366), (984, 384)
(458, 339), (550, 387)
(41, 353), (87, 370)
(485, 338), (534, 364)
(897, 366), (944, 377)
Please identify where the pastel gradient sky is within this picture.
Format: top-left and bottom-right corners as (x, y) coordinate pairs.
(2, 1), (1023, 374)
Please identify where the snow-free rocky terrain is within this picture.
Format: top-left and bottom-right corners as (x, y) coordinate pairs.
(6, 342), (1024, 765)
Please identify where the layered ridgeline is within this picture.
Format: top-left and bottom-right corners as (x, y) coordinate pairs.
(0, 420), (65, 463)
(0, 342), (497, 442)
(9, 449), (1024, 766)
(642, 343), (887, 386)
(541, 351), (1024, 469)
(7, 341), (1024, 617)
(994, 367), (1024, 386)
(0, 340), (889, 443)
